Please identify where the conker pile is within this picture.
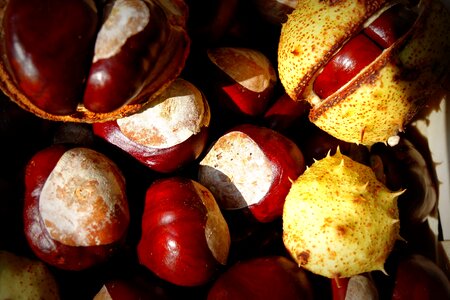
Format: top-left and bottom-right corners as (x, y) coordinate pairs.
(1, 0), (449, 299)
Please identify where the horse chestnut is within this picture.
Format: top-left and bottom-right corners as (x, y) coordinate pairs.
(93, 78), (210, 173)
(23, 144), (129, 270)
(391, 254), (450, 299)
(0, 0), (190, 122)
(283, 150), (401, 278)
(263, 93), (310, 134)
(206, 47), (277, 117)
(207, 256), (314, 300)
(278, 0), (450, 145)
(137, 177), (230, 287)
(198, 124), (305, 223)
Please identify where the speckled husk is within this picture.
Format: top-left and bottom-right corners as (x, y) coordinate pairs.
(278, 0), (450, 145)
(308, 59), (434, 145)
(282, 150), (401, 278)
(278, 0), (386, 99)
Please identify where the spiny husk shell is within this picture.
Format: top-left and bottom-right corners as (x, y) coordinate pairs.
(278, 0), (386, 99)
(308, 59), (434, 145)
(282, 150), (401, 278)
(278, 0), (450, 146)
(0, 0), (190, 123)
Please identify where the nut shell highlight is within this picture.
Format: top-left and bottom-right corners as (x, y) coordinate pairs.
(0, 0), (190, 123)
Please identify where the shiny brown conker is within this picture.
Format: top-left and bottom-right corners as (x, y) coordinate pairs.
(0, 0), (190, 122)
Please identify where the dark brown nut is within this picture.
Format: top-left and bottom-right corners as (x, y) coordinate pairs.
(0, 0), (190, 122)
(23, 144), (129, 270)
(93, 78), (211, 173)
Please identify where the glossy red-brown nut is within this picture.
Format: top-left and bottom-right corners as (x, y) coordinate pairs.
(312, 33), (383, 100)
(207, 256), (314, 300)
(23, 144), (129, 270)
(93, 78), (210, 173)
(2, 0), (98, 115)
(391, 254), (450, 300)
(137, 177), (230, 287)
(0, 0), (190, 122)
(198, 124), (305, 223)
(312, 1), (418, 100)
(263, 93), (310, 134)
(206, 47), (277, 117)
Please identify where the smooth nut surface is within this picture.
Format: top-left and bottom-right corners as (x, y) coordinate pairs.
(0, 0), (190, 122)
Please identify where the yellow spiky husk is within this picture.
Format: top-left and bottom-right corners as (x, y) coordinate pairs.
(282, 150), (401, 278)
(278, 0), (450, 146)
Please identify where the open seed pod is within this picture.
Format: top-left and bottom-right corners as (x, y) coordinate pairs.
(0, 0), (190, 122)
(278, 0), (450, 145)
